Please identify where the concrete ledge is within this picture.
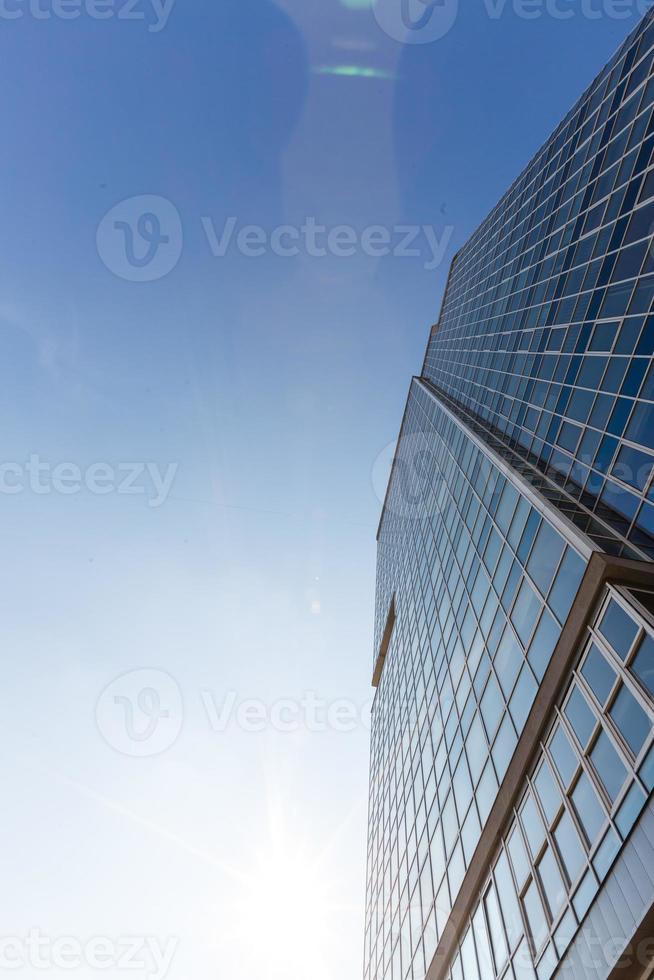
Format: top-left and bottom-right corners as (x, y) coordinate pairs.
(372, 596), (396, 689)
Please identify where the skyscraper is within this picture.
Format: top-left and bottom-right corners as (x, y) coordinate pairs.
(365, 12), (654, 980)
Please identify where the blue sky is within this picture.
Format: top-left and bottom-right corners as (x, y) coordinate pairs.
(0, 2), (649, 978)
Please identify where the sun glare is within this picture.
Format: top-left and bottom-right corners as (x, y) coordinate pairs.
(231, 841), (335, 980)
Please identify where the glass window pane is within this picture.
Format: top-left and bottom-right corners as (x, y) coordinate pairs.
(521, 793), (546, 858)
(460, 926), (480, 980)
(481, 674), (504, 741)
(610, 685), (652, 757)
(512, 581), (542, 647)
(495, 629), (523, 699)
(598, 599), (639, 660)
(534, 761), (561, 827)
(641, 744), (654, 792)
(553, 907), (577, 958)
(590, 730), (628, 802)
(593, 828), (620, 879)
(510, 666), (538, 733)
(548, 549), (585, 624)
(538, 846), (566, 920)
(465, 714), (488, 786)
(508, 827), (530, 889)
(528, 609), (559, 682)
(493, 714), (518, 782)
(631, 634), (654, 699)
(554, 810), (586, 884)
(477, 762), (498, 825)
(513, 939), (536, 980)
(523, 881), (548, 951)
(527, 523), (564, 598)
(549, 725), (579, 789)
(581, 644), (617, 706)
(571, 772), (606, 846)
(453, 755), (474, 818)
(616, 781), (647, 838)
(572, 868), (598, 920)
(497, 484), (519, 535)
(443, 792), (458, 855)
(472, 905), (494, 980)
(485, 884), (509, 974)
(564, 686), (596, 749)
(495, 851), (524, 951)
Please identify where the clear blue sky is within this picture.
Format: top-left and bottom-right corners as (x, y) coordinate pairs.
(0, 2), (648, 978)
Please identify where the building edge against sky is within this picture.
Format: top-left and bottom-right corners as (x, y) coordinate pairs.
(365, 10), (654, 980)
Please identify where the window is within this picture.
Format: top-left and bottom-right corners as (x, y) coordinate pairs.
(537, 847), (566, 919)
(590, 730), (628, 802)
(529, 610), (560, 681)
(484, 884), (508, 974)
(495, 629), (523, 698)
(534, 761), (561, 826)
(548, 549), (585, 624)
(564, 686), (596, 749)
(508, 827), (530, 890)
(598, 599), (639, 659)
(549, 726), (578, 788)
(553, 810), (586, 884)
(512, 581), (542, 646)
(481, 674), (504, 741)
(610, 685), (652, 757)
(631, 634), (654, 698)
(523, 881), (548, 951)
(495, 850), (523, 951)
(571, 773), (605, 845)
(521, 793), (546, 858)
(527, 523), (564, 598)
(581, 644), (616, 706)
(493, 715), (518, 781)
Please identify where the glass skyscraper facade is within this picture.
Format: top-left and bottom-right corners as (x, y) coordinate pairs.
(365, 12), (654, 980)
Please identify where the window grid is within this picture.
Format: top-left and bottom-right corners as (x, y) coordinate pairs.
(423, 11), (654, 560)
(365, 382), (587, 980)
(445, 586), (654, 980)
